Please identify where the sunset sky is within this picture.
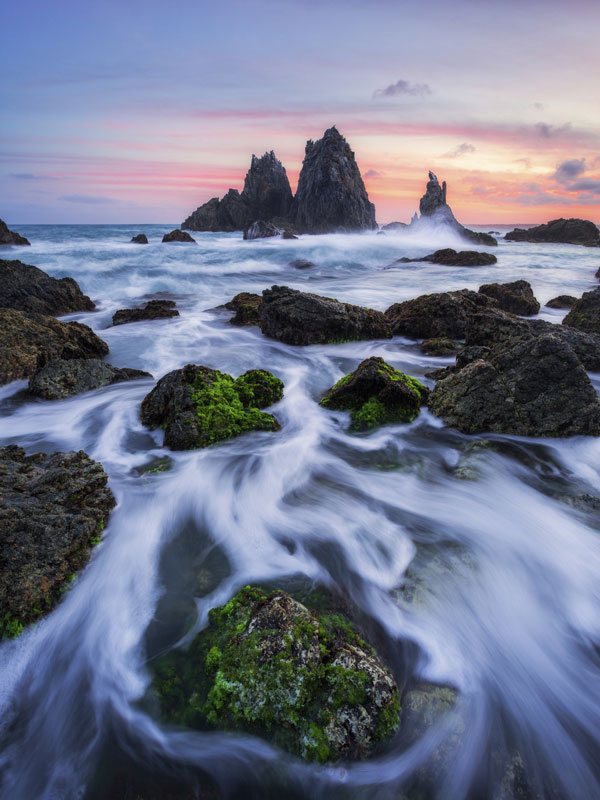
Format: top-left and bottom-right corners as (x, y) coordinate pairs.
(2, 0), (599, 225)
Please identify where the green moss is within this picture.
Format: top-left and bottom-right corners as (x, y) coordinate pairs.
(0, 613), (24, 639)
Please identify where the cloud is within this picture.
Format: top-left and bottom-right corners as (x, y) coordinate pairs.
(515, 158), (532, 169)
(59, 194), (116, 204)
(567, 178), (600, 195)
(533, 102), (545, 110)
(9, 172), (57, 180)
(364, 169), (382, 178)
(552, 158), (586, 184)
(443, 142), (476, 159)
(534, 122), (572, 139)
(373, 79), (431, 98)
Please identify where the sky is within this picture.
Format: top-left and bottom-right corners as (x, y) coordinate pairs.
(1, 0), (599, 225)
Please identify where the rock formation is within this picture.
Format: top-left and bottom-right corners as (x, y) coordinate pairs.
(29, 359), (151, 400)
(162, 229), (196, 243)
(243, 220), (281, 240)
(546, 295), (576, 309)
(111, 299), (179, 326)
(223, 292), (261, 326)
(505, 218), (600, 246)
(0, 258), (94, 315)
(0, 218), (30, 246)
(562, 288), (600, 333)
(385, 289), (496, 340)
(395, 249), (497, 267)
(130, 233), (148, 244)
(478, 280), (540, 316)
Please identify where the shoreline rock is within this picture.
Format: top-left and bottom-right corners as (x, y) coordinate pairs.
(396, 248), (497, 267)
(385, 289), (495, 340)
(223, 292), (261, 326)
(478, 280), (540, 316)
(0, 258), (95, 315)
(162, 230), (196, 243)
(546, 295), (576, 309)
(562, 289), (600, 333)
(243, 220), (281, 240)
(29, 359), (152, 400)
(505, 218), (600, 246)
(0, 218), (30, 246)
(111, 299), (179, 326)
(130, 233), (148, 244)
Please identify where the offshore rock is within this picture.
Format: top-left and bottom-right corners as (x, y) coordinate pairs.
(0, 445), (115, 639)
(381, 221), (408, 232)
(29, 358), (152, 400)
(546, 295), (576, 309)
(562, 288), (600, 333)
(320, 356), (429, 430)
(140, 364), (283, 450)
(130, 233), (148, 244)
(0, 309), (109, 385)
(112, 299), (179, 326)
(429, 333), (600, 437)
(153, 586), (400, 763)
(478, 280), (540, 316)
(396, 249), (497, 267)
(294, 127), (376, 233)
(243, 220), (281, 240)
(0, 258), (94, 315)
(259, 285), (391, 346)
(224, 292), (261, 326)
(385, 289), (495, 340)
(505, 218), (600, 246)
(0, 218), (30, 246)
(290, 258), (314, 269)
(162, 229), (196, 243)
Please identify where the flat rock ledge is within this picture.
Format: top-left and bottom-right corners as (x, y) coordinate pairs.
(396, 249), (497, 267)
(112, 299), (180, 326)
(29, 358), (152, 400)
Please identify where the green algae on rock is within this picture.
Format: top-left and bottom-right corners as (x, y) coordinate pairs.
(140, 364), (284, 450)
(320, 356), (429, 431)
(153, 586), (399, 763)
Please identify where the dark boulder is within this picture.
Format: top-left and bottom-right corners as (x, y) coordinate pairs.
(29, 358), (152, 400)
(130, 233), (148, 244)
(112, 299), (179, 326)
(385, 289), (495, 339)
(152, 586), (399, 762)
(429, 333), (600, 437)
(421, 337), (461, 356)
(0, 445), (115, 639)
(478, 280), (540, 316)
(545, 295), (577, 309)
(282, 230), (298, 240)
(294, 127), (376, 233)
(243, 220), (281, 240)
(0, 218), (30, 246)
(0, 258), (94, 315)
(162, 230), (196, 243)
(223, 292), (261, 326)
(562, 289), (600, 333)
(140, 364), (283, 450)
(290, 258), (314, 269)
(505, 218), (600, 246)
(320, 356), (429, 430)
(0, 309), (109, 385)
(396, 249), (497, 267)
(259, 285), (391, 346)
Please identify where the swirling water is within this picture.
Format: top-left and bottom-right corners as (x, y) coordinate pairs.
(1, 223), (599, 799)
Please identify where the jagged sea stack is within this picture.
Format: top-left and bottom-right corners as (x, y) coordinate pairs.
(294, 127), (377, 234)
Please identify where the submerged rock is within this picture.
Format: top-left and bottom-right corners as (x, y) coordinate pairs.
(162, 229), (196, 243)
(505, 218), (600, 246)
(290, 258), (314, 269)
(0, 218), (30, 246)
(294, 127), (376, 233)
(223, 292), (261, 326)
(320, 357), (429, 430)
(130, 233), (148, 244)
(29, 358), (151, 400)
(396, 249), (497, 267)
(259, 285), (391, 345)
(429, 333), (600, 437)
(153, 586), (399, 762)
(545, 295), (576, 309)
(385, 289), (494, 340)
(140, 364), (283, 450)
(0, 309), (109, 385)
(0, 258), (95, 315)
(0, 445), (115, 639)
(112, 299), (179, 326)
(478, 280), (540, 316)
(243, 220), (281, 240)
(562, 288), (600, 333)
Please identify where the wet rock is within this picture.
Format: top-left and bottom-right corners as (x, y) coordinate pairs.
(282, 230), (298, 239)
(0, 218), (30, 246)
(130, 233), (148, 244)
(505, 218), (600, 246)
(153, 586), (399, 763)
(385, 289), (495, 340)
(223, 292), (261, 326)
(0, 445), (115, 639)
(162, 229), (196, 243)
(140, 364), (283, 450)
(400, 683), (458, 742)
(397, 249), (497, 267)
(429, 333), (600, 437)
(545, 295), (576, 309)
(29, 358), (151, 400)
(0, 309), (109, 385)
(112, 299), (179, 326)
(320, 356), (429, 430)
(478, 280), (540, 316)
(562, 288), (600, 333)
(294, 127), (376, 233)
(243, 220), (281, 240)
(259, 285), (391, 346)
(0, 258), (95, 315)
(290, 258), (314, 269)
(420, 338), (461, 356)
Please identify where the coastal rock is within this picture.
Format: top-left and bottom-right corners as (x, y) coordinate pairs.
(562, 289), (600, 333)
(130, 233), (148, 244)
(385, 289), (495, 340)
(0, 218), (30, 246)
(162, 230), (196, 243)
(0, 309), (109, 385)
(153, 586), (399, 762)
(417, 172), (497, 247)
(429, 333), (600, 437)
(140, 364), (283, 450)
(478, 280), (540, 316)
(320, 356), (429, 430)
(0, 445), (115, 639)
(0, 258), (95, 315)
(505, 218), (600, 246)
(290, 258), (314, 269)
(112, 299), (179, 326)
(381, 221), (408, 232)
(259, 285), (391, 346)
(294, 127), (376, 233)
(282, 230), (298, 239)
(243, 220), (281, 240)
(545, 295), (576, 309)
(421, 337), (461, 356)
(29, 359), (152, 400)
(396, 249), (497, 267)
(224, 292), (261, 326)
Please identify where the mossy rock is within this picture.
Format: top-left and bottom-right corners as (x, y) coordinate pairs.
(140, 365), (284, 450)
(320, 356), (429, 430)
(153, 586), (400, 763)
